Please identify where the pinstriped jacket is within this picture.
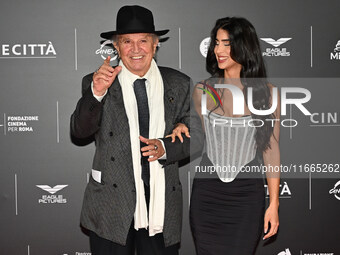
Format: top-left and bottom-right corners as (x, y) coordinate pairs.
(70, 66), (203, 247)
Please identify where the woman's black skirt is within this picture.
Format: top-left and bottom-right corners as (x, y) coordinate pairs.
(190, 153), (265, 255)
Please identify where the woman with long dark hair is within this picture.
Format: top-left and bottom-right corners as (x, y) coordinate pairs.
(169, 17), (280, 254)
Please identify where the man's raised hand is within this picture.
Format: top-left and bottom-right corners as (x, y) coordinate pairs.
(93, 56), (122, 96)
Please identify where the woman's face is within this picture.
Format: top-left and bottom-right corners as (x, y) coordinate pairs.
(214, 28), (242, 76)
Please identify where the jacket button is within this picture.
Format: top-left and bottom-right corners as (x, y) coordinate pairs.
(113, 183), (117, 188)
(109, 132), (113, 136)
(173, 186), (176, 191)
(111, 156), (115, 161)
(132, 189), (136, 192)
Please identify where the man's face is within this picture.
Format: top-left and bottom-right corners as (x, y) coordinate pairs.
(113, 33), (158, 77)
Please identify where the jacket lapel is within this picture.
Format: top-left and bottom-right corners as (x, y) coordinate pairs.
(104, 79), (133, 165)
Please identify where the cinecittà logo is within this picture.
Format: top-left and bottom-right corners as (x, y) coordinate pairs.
(36, 184), (68, 204)
(0, 42), (57, 59)
(265, 182), (291, 199)
(309, 111), (340, 128)
(260, 37), (292, 57)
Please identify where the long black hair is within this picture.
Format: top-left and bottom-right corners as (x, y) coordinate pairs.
(206, 17), (275, 152)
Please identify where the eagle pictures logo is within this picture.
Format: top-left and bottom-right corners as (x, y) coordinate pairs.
(260, 37), (292, 57)
(36, 184), (68, 204)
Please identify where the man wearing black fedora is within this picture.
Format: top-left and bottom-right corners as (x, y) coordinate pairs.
(71, 5), (203, 255)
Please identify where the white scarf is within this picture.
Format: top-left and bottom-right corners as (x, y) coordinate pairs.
(118, 59), (165, 236)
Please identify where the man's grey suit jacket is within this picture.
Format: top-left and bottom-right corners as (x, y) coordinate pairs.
(71, 66), (203, 247)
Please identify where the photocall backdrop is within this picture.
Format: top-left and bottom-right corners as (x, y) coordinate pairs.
(1, 0), (339, 254)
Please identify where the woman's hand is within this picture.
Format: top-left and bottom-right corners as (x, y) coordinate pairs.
(165, 123), (190, 143)
(263, 204), (279, 240)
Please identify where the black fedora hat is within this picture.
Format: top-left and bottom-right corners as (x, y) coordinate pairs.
(100, 5), (169, 39)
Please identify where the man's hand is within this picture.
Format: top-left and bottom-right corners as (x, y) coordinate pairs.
(93, 56), (122, 96)
(140, 136), (165, 162)
(165, 123), (190, 143)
